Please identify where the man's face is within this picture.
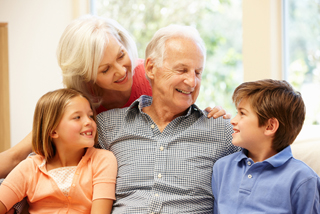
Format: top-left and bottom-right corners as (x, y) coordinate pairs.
(151, 37), (204, 113)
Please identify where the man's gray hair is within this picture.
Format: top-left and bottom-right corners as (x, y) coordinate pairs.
(145, 24), (206, 68)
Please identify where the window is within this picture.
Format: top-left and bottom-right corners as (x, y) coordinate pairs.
(91, 0), (243, 112)
(284, 0), (320, 125)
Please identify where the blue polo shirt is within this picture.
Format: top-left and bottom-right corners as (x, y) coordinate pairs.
(212, 146), (320, 214)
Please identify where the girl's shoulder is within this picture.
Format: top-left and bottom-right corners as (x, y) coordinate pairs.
(87, 147), (116, 162)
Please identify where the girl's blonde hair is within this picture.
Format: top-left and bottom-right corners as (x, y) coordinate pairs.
(57, 15), (138, 107)
(32, 88), (97, 161)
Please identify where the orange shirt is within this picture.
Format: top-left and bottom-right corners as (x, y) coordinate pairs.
(0, 147), (117, 214)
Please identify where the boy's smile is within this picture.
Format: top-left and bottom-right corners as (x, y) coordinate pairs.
(230, 98), (267, 152)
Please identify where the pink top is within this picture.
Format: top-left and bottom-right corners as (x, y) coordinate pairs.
(0, 147), (117, 214)
(95, 59), (152, 114)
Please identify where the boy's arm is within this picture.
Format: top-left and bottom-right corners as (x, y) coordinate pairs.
(0, 132), (32, 178)
(91, 199), (113, 214)
(291, 176), (320, 213)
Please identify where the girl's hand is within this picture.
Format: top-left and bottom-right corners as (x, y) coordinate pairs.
(205, 106), (231, 119)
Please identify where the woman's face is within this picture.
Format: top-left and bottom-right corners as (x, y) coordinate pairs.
(96, 34), (133, 93)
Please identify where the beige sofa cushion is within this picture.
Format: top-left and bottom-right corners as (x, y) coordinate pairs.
(291, 125), (320, 176)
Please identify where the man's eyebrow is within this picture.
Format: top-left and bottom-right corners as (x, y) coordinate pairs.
(172, 63), (203, 70)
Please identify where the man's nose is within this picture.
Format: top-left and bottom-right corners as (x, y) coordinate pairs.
(184, 71), (196, 87)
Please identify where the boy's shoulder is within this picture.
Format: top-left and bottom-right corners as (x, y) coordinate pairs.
(287, 157), (320, 178)
(214, 150), (242, 166)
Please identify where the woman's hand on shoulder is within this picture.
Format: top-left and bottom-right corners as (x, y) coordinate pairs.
(205, 106), (231, 119)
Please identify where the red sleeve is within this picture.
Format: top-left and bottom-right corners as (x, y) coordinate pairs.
(123, 59), (152, 108)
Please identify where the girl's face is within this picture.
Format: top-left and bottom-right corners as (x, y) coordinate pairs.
(96, 34), (133, 93)
(52, 96), (97, 150)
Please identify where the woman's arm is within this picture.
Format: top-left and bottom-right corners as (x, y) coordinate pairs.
(0, 132), (32, 178)
(91, 199), (113, 214)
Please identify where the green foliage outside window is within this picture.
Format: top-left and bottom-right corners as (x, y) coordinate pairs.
(94, 0), (243, 114)
(287, 0), (320, 125)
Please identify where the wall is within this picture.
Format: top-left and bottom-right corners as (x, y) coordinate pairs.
(0, 0), (89, 146)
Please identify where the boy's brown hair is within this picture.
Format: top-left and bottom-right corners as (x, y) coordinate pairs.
(232, 79), (305, 152)
(32, 88), (97, 161)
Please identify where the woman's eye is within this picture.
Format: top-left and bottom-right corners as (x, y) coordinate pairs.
(119, 51), (125, 59)
(102, 67), (109, 74)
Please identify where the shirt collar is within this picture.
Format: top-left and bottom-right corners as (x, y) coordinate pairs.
(125, 95), (204, 117)
(234, 146), (293, 168)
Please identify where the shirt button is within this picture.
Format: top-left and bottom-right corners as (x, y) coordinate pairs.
(248, 174), (252, 179)
(72, 184), (76, 187)
(155, 193), (159, 197)
(158, 173), (162, 178)
(159, 146), (164, 151)
(247, 161), (251, 166)
(151, 124), (155, 129)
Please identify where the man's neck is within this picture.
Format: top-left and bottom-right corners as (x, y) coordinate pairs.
(142, 102), (189, 132)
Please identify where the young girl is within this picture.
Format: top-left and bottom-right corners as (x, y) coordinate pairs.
(0, 88), (117, 214)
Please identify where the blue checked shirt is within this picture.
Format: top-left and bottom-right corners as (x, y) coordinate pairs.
(97, 95), (240, 214)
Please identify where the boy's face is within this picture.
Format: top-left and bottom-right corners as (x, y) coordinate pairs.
(230, 98), (267, 151)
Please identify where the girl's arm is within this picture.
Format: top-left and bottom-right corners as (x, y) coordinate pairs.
(0, 132), (32, 178)
(91, 199), (113, 214)
(0, 201), (7, 214)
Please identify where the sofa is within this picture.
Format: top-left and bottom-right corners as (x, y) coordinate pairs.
(291, 125), (320, 176)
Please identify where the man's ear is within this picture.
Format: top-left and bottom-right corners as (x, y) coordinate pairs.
(51, 130), (59, 139)
(145, 58), (155, 80)
(264, 118), (279, 136)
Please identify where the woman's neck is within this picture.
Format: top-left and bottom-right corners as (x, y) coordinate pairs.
(101, 88), (131, 110)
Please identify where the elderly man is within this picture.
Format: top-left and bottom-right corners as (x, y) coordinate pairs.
(97, 24), (240, 213)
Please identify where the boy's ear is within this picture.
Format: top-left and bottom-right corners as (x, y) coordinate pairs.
(145, 58), (155, 80)
(264, 118), (279, 136)
(50, 130), (59, 139)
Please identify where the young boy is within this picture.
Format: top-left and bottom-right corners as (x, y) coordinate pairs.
(212, 79), (320, 214)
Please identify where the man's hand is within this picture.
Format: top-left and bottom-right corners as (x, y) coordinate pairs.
(205, 106), (231, 119)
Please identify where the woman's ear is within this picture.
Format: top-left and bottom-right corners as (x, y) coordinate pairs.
(145, 58), (155, 80)
(264, 118), (279, 136)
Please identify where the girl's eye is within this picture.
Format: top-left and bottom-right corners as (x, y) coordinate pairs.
(89, 115), (94, 119)
(74, 116), (80, 120)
